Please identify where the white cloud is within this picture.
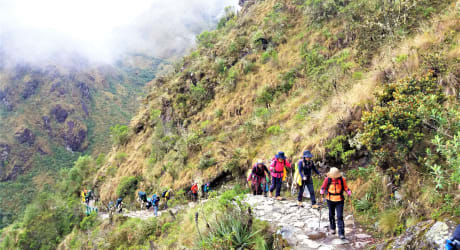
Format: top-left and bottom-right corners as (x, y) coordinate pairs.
(0, 0), (238, 65)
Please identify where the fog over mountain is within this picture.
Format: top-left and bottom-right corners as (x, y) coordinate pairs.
(0, 0), (239, 66)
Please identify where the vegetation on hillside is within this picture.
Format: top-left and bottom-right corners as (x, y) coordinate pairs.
(1, 0), (459, 248)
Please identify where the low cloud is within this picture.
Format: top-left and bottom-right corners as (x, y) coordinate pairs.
(0, 0), (238, 65)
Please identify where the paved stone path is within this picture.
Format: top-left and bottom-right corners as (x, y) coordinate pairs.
(99, 203), (193, 221)
(244, 194), (375, 249)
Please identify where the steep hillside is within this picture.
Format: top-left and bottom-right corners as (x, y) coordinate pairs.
(1, 0), (458, 249)
(0, 56), (166, 227)
(96, 0), (458, 200)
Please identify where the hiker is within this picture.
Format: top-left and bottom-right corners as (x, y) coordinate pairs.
(247, 159), (270, 196)
(85, 189), (93, 205)
(269, 151), (291, 200)
(202, 183), (211, 198)
(138, 191), (147, 209)
(152, 194), (160, 216)
(161, 189), (171, 209)
(146, 198), (153, 210)
(116, 197), (123, 213)
(320, 167), (351, 240)
(297, 150), (321, 208)
(446, 224), (460, 250)
(81, 190), (86, 203)
(191, 183), (199, 202)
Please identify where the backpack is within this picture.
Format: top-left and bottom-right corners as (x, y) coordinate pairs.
(116, 198), (123, 206)
(165, 191), (170, 199)
(138, 191), (147, 202)
(162, 191), (167, 198)
(326, 177), (344, 200)
(293, 162), (302, 186)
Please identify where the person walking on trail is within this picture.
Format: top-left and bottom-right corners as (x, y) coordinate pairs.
(161, 189), (171, 209)
(297, 150), (321, 208)
(152, 194), (160, 217)
(269, 152), (291, 200)
(320, 167), (351, 240)
(138, 191), (147, 209)
(85, 189), (94, 205)
(247, 159), (270, 196)
(446, 224), (460, 250)
(116, 197), (123, 213)
(202, 183), (211, 198)
(191, 183), (199, 202)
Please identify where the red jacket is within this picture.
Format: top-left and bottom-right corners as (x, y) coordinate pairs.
(191, 184), (198, 194)
(270, 158), (291, 178)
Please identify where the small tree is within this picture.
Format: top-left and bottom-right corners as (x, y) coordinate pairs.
(110, 124), (130, 145)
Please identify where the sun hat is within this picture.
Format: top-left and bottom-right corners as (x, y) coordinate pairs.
(303, 150), (313, 158)
(327, 167), (342, 179)
(275, 151), (286, 159)
(257, 159), (264, 164)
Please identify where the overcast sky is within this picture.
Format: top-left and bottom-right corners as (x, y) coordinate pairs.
(0, 0), (238, 65)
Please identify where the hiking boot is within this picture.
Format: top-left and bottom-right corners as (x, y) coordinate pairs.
(339, 234), (346, 240)
(268, 192), (272, 198)
(297, 201), (304, 207)
(276, 196), (282, 201)
(331, 229), (336, 235)
(312, 204), (319, 209)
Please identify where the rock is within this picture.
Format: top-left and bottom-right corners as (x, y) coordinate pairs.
(22, 79), (40, 99)
(62, 120), (87, 151)
(355, 233), (371, 239)
(76, 82), (91, 99)
(51, 105), (68, 123)
(394, 191), (403, 202)
(425, 221), (450, 248)
(302, 238), (321, 248)
(14, 128), (35, 145)
(42, 116), (51, 131)
(307, 231), (326, 240)
(331, 238), (349, 245)
(294, 222), (305, 228)
(0, 143), (10, 166)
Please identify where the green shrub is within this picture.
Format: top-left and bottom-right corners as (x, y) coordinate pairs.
(110, 124), (130, 145)
(79, 212), (99, 231)
(116, 176), (139, 198)
(215, 58), (227, 74)
(267, 125), (281, 135)
(361, 74), (446, 169)
(224, 149), (243, 176)
(215, 109), (223, 118)
(197, 31), (217, 48)
(261, 48), (278, 64)
(224, 68), (238, 91)
(295, 100), (322, 121)
(325, 135), (356, 165)
(115, 152), (127, 166)
(198, 152), (217, 170)
(242, 60), (256, 74)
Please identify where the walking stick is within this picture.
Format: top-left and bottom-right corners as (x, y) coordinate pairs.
(318, 195), (324, 231)
(348, 196), (356, 229)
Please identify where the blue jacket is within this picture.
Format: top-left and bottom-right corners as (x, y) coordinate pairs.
(298, 159), (319, 179)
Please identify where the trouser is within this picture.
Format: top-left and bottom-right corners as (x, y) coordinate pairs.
(270, 177), (283, 197)
(251, 175), (267, 195)
(163, 198), (168, 209)
(192, 192), (198, 201)
(298, 180), (316, 204)
(327, 200), (345, 235)
(154, 205), (158, 216)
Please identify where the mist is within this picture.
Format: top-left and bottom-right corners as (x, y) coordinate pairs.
(0, 0), (239, 66)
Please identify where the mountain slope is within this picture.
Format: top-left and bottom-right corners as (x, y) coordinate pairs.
(0, 56), (166, 227)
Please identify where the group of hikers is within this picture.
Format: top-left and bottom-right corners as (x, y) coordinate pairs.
(135, 189), (172, 216)
(190, 182), (211, 201)
(247, 150), (351, 239)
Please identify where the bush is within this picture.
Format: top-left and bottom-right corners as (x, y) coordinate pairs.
(267, 125), (281, 135)
(79, 212), (99, 231)
(116, 176), (139, 198)
(325, 135), (356, 165)
(198, 152), (217, 170)
(110, 124), (130, 145)
(197, 31), (217, 49)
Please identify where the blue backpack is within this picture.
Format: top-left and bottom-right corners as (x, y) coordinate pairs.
(138, 191), (147, 202)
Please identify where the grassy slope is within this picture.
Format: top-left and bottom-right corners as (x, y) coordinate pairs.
(96, 0), (458, 199)
(0, 58), (165, 227)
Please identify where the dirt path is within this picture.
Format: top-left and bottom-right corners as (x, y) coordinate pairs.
(98, 202), (195, 221)
(244, 194), (374, 249)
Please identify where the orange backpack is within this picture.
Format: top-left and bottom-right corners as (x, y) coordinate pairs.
(326, 177), (344, 201)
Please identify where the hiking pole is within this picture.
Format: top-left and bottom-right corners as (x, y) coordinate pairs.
(348, 196), (356, 229)
(318, 195), (324, 231)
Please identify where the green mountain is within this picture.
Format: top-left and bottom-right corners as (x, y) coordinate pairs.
(1, 0), (459, 249)
(0, 55), (166, 227)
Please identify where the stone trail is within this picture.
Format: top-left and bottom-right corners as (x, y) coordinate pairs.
(244, 194), (374, 250)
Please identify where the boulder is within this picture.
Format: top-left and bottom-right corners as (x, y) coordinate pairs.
(14, 128), (35, 145)
(22, 79), (40, 99)
(62, 120), (87, 152)
(51, 105), (68, 123)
